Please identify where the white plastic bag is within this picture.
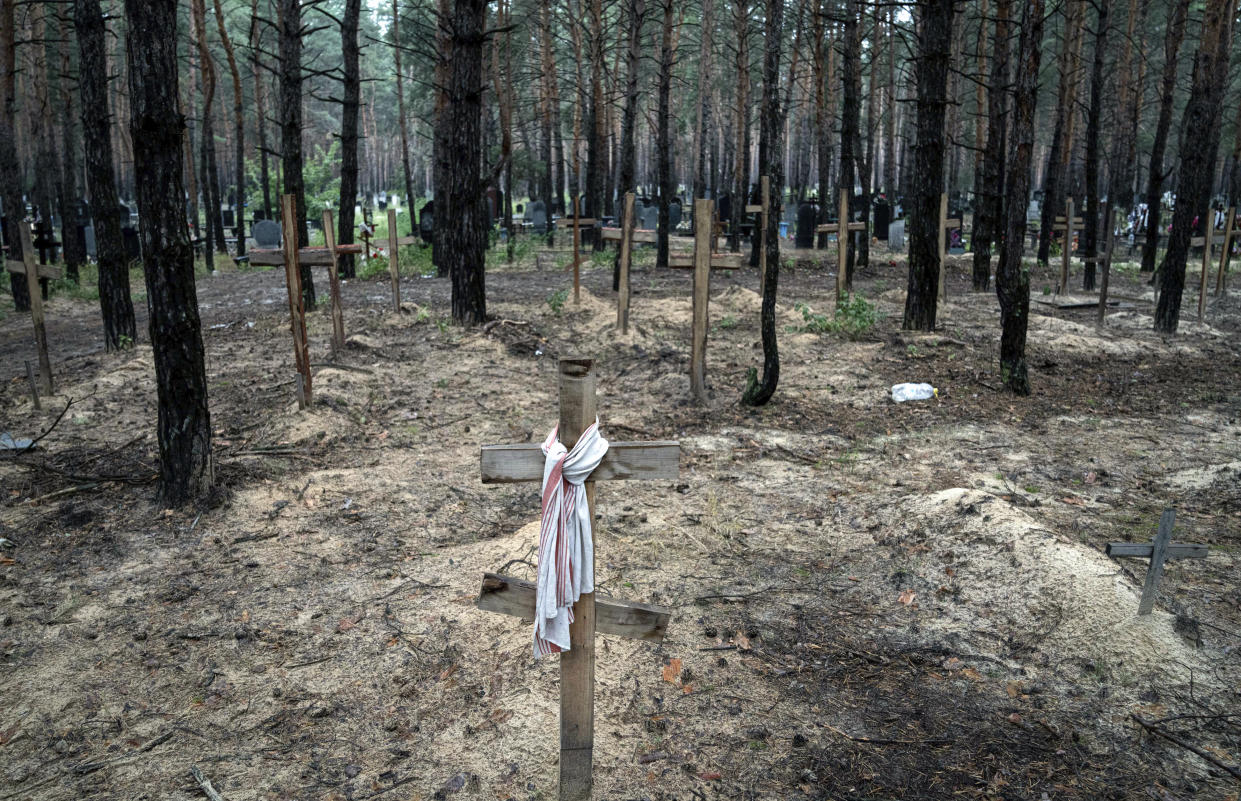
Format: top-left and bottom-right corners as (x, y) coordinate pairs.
(891, 383), (937, 402)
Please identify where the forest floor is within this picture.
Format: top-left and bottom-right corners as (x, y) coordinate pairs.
(2, 239), (1240, 801)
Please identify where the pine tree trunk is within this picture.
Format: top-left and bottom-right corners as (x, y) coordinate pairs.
(539, 0), (556, 241)
(1154, 0), (1234, 333)
(655, 0), (675, 270)
(337, 0), (360, 278)
(0, 0), (29, 312)
(213, 0), (245, 258)
(741, 0), (782, 407)
(124, 0), (214, 504)
(56, 10), (86, 282)
(390, 0), (413, 244)
(441, 0), (487, 325)
(614, 0), (645, 289)
(1140, 0), (1189, 273)
(432, 0), (450, 276)
(585, 0), (605, 235)
(732, 0), (750, 254)
(1036, 0), (1086, 264)
(996, 0), (1045, 395)
(902, 0), (956, 330)
(278, 0), (313, 306)
(249, 0), (271, 221)
(1081, 0), (1110, 290)
(972, 0), (1009, 291)
(76, 0), (136, 351)
(840, 0), (860, 287)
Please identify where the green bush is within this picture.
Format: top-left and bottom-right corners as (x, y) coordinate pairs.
(795, 293), (878, 340)
(547, 288), (568, 314)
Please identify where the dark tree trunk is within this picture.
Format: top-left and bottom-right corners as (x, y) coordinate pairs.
(693, 0), (714, 203)
(440, 0), (487, 325)
(213, 0), (245, 258)
(811, 0), (828, 248)
(740, 0), (782, 407)
(124, 0), (214, 504)
(391, 0), (414, 244)
(56, 12), (86, 282)
(1036, 0), (1085, 264)
(76, 0), (136, 350)
(613, 0), (645, 289)
(732, 0), (750, 254)
(192, 0), (223, 272)
(972, 0), (1009, 291)
(840, 0), (860, 287)
(539, 0), (556, 243)
(1154, 0), (1234, 333)
(1080, 0), (1110, 290)
(249, 0), (271, 221)
(655, 0), (674, 269)
(1140, 0), (1189, 273)
(278, 0), (313, 306)
(432, 0), (450, 276)
(585, 0), (605, 236)
(996, 0), (1045, 395)
(338, 0), (360, 278)
(902, 0), (956, 330)
(0, 0), (29, 312)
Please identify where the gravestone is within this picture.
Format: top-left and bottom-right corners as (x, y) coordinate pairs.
(668, 201), (682, 229)
(252, 219), (281, 249)
(221, 207), (235, 229)
(795, 202), (818, 248)
(122, 226), (141, 262)
(530, 200), (548, 231)
(84, 224), (96, 259)
(873, 197), (891, 240)
(888, 218), (905, 251)
(718, 192), (732, 227)
(419, 202), (434, 244)
(640, 204), (659, 231)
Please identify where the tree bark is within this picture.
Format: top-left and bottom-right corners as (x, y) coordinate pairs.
(249, 0), (271, 221)
(655, 0), (675, 269)
(0, 0), (29, 312)
(741, 0), (782, 407)
(213, 0), (245, 258)
(996, 0), (1044, 395)
(1036, 0), (1086, 265)
(440, 0), (487, 325)
(584, 0), (605, 234)
(336, 0), (360, 278)
(1154, 0), (1235, 333)
(839, 0), (861, 286)
(1140, 0), (1189, 273)
(278, 0), (313, 306)
(614, 0), (646, 289)
(732, 0), (750, 254)
(1080, 0), (1110, 290)
(972, 0), (1009, 291)
(390, 0), (413, 244)
(124, 0), (214, 504)
(902, 0), (956, 330)
(76, 0), (136, 351)
(538, 0), (557, 240)
(56, 10), (86, 282)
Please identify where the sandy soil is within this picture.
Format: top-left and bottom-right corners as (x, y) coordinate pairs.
(1, 245), (1239, 800)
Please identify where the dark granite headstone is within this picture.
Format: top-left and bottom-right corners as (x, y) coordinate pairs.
(641, 204), (659, 231)
(795, 202), (818, 248)
(419, 201), (434, 244)
(872, 197), (891, 240)
(530, 200), (548, 230)
(252, 219), (281, 248)
(668, 201), (682, 230)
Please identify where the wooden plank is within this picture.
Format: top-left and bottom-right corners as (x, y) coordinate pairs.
(1054, 216), (1085, 225)
(249, 247), (353, 267)
(944, 218), (962, 228)
(617, 193), (634, 334)
(557, 357), (597, 801)
(745, 204), (763, 214)
(1216, 207), (1236, 296)
(556, 217), (598, 228)
(476, 574), (671, 642)
(4, 259), (62, 280)
(17, 226), (52, 395)
(1060, 198), (1074, 294)
(1138, 510), (1175, 616)
(322, 210), (346, 354)
(280, 194), (311, 407)
(394, 236), (418, 247)
(690, 199), (712, 404)
(1106, 542), (1208, 560)
(937, 192), (948, 302)
(667, 253), (695, 268)
(837, 189), (849, 302)
(387, 207), (402, 312)
(480, 440), (680, 484)
(247, 249), (285, 266)
(815, 222), (866, 233)
(603, 227), (657, 244)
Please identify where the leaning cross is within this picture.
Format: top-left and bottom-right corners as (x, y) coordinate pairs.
(5, 224), (60, 396)
(476, 356), (679, 801)
(1106, 509), (1208, 615)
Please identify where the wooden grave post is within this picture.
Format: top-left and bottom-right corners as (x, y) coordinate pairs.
(4, 224), (60, 395)
(386, 207), (403, 312)
(1056, 199), (1079, 294)
(280, 194), (312, 408)
(1214, 207), (1236, 296)
(1197, 200), (1213, 321)
(815, 189), (868, 303)
(1097, 201), (1114, 326)
(476, 356), (679, 801)
(616, 192), (635, 334)
(25, 359), (41, 411)
(937, 193), (963, 302)
(1105, 509), (1208, 616)
(745, 175), (770, 290)
(572, 197), (583, 305)
(691, 199), (712, 404)
(321, 210), (347, 355)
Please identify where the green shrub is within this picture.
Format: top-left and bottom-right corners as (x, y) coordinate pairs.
(795, 293), (877, 340)
(547, 288), (568, 314)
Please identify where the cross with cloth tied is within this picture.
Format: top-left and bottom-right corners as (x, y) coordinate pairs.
(476, 356), (679, 800)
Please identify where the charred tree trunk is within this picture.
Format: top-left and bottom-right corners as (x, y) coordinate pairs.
(56, 12), (86, 282)
(278, 0), (313, 306)
(213, 0), (245, 258)
(1154, 0), (1234, 332)
(432, 0), (450, 276)
(32, 0), (62, 287)
(585, 0), (605, 234)
(732, 0), (750, 254)
(996, 0), (1044, 394)
(614, 0), (646, 289)
(741, 0), (782, 407)
(655, 0), (674, 269)
(693, 0), (714, 203)
(840, 0), (861, 286)
(1, 0), (29, 311)
(972, 0), (1009, 291)
(1080, 0), (1110, 290)
(76, 0), (136, 350)
(1140, 0), (1189, 273)
(336, 0), (360, 278)
(249, 0), (271, 221)
(192, 0), (222, 271)
(538, 0), (556, 241)
(391, 0), (413, 244)
(1036, 0), (1085, 264)
(902, 0), (956, 330)
(124, 0), (214, 504)
(440, 0), (487, 325)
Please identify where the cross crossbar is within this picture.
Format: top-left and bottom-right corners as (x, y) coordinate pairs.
(249, 245), (362, 266)
(477, 573), (671, 642)
(1105, 509), (1208, 616)
(4, 259), (62, 280)
(668, 252), (742, 269)
(481, 441), (680, 483)
(556, 217), (598, 228)
(602, 227), (657, 244)
(943, 218), (962, 229)
(815, 222), (867, 233)
(1105, 542), (1208, 560)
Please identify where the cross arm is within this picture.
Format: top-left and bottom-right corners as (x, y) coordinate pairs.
(477, 573), (670, 642)
(480, 440), (680, 484)
(815, 222), (867, 233)
(943, 218), (962, 229)
(5, 260), (62, 280)
(1105, 542), (1208, 560)
(668, 253), (742, 269)
(555, 217), (598, 228)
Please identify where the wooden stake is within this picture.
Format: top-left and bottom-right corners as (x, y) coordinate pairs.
(937, 192), (948, 302)
(11, 225), (55, 395)
(1097, 201), (1113, 327)
(572, 197), (582, 305)
(1138, 509), (1175, 616)
(25, 359), (41, 411)
(837, 188), (849, 303)
(557, 357), (597, 801)
(617, 192), (634, 333)
(295, 372), (306, 411)
(1060, 198), (1074, 293)
(758, 175), (770, 292)
(386, 207), (402, 312)
(690, 199), (712, 404)
(1216, 207), (1235, 296)
(280, 194), (311, 406)
(322, 210), (346, 355)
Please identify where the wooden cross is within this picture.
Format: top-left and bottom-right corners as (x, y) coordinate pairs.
(1194, 205), (1238, 319)
(320, 210), (347, 355)
(1214, 207), (1236, 297)
(745, 175), (771, 290)
(816, 189), (867, 302)
(1053, 200), (1084, 293)
(615, 192), (635, 334)
(476, 356), (679, 801)
(278, 194), (312, 409)
(1106, 509), (1208, 616)
(937, 193), (963, 301)
(5, 224), (60, 396)
(556, 199), (595, 305)
(386, 207), (419, 312)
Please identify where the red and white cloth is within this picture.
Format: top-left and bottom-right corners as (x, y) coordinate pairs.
(533, 419), (609, 658)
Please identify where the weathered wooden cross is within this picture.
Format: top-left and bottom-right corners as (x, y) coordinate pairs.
(5, 224), (59, 395)
(386, 207), (418, 312)
(555, 198), (597, 306)
(1106, 509), (1208, 616)
(476, 356), (679, 801)
(937, 192), (963, 301)
(1193, 203), (1237, 320)
(816, 189), (868, 302)
(1052, 200), (1084, 294)
(1213, 207), (1237, 297)
(676, 199), (742, 404)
